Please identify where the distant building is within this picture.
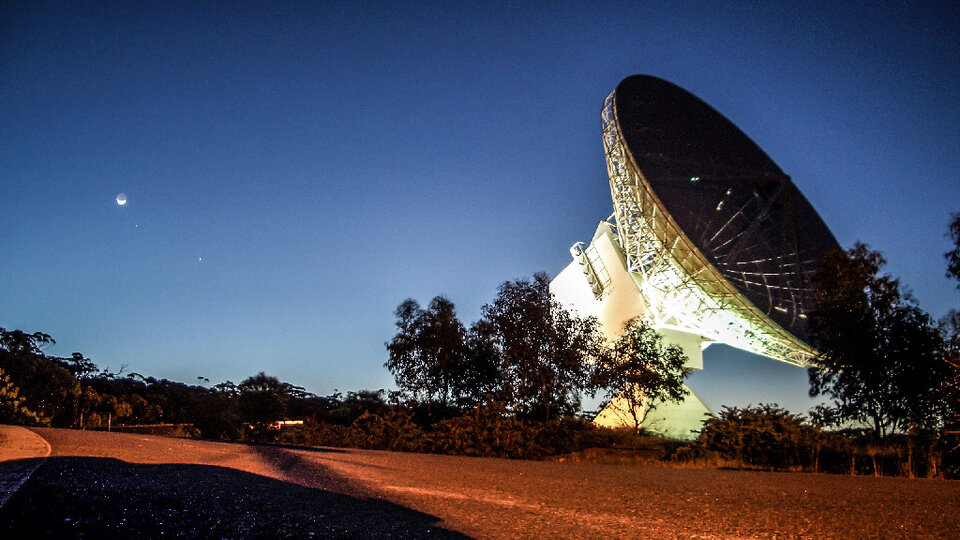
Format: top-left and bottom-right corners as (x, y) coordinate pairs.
(246, 420), (305, 431)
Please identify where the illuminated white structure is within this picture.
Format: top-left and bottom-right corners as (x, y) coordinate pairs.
(553, 76), (839, 439)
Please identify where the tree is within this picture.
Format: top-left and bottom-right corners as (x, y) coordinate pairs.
(946, 212), (960, 288)
(455, 319), (505, 408)
(945, 213), (960, 444)
(386, 296), (469, 409)
(238, 372), (291, 429)
(481, 273), (603, 422)
(0, 328), (54, 356)
(76, 385), (101, 428)
(942, 312), (960, 455)
(695, 404), (818, 470)
(942, 311), (960, 425)
(189, 385), (240, 440)
(58, 352), (99, 380)
(590, 318), (689, 433)
(808, 244), (947, 436)
(0, 328), (80, 426)
(0, 367), (44, 425)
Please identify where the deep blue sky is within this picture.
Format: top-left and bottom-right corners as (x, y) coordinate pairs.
(3, 2), (958, 414)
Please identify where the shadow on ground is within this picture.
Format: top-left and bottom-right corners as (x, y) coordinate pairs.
(0, 456), (470, 539)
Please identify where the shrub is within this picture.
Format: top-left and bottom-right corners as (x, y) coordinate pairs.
(693, 404), (818, 470)
(536, 417), (615, 455)
(0, 368), (45, 425)
(351, 409), (427, 451)
(430, 402), (539, 458)
(278, 422), (354, 448)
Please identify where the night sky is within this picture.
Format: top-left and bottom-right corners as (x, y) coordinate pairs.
(3, 2), (958, 415)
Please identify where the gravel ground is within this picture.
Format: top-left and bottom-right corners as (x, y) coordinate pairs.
(0, 425), (50, 507)
(1, 427), (958, 539)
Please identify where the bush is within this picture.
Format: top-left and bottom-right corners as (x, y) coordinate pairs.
(536, 417), (619, 455)
(693, 404), (818, 470)
(351, 409), (427, 451)
(278, 422), (354, 448)
(430, 402), (538, 458)
(0, 368), (45, 425)
(281, 403), (686, 462)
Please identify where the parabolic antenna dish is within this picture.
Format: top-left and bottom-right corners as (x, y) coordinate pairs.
(602, 75), (840, 365)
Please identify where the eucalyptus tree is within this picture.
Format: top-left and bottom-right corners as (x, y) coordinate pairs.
(0, 328), (79, 425)
(590, 318), (689, 433)
(456, 318), (504, 408)
(946, 212), (960, 287)
(481, 272), (603, 422)
(386, 296), (469, 409)
(942, 212), (960, 451)
(808, 244), (947, 436)
(237, 372), (291, 428)
(0, 367), (43, 424)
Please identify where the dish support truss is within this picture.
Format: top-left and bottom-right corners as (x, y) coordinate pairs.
(601, 91), (816, 367)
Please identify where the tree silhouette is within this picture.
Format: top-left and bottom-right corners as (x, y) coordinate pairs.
(481, 273), (602, 422)
(946, 212), (960, 288)
(0, 328), (79, 425)
(0, 328), (54, 356)
(238, 372), (291, 431)
(60, 352), (98, 380)
(695, 404), (817, 470)
(386, 296), (469, 410)
(942, 212), (960, 451)
(456, 319), (504, 408)
(0, 367), (43, 425)
(590, 318), (689, 433)
(808, 244), (947, 436)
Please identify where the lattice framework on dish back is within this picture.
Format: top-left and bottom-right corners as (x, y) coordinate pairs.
(601, 91), (815, 367)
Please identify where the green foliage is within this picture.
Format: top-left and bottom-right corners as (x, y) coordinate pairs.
(386, 273), (603, 422)
(0, 328), (80, 425)
(534, 416), (623, 456)
(694, 404), (818, 470)
(60, 352), (99, 380)
(683, 404), (949, 477)
(386, 297), (471, 408)
(430, 401), (538, 458)
(946, 212), (960, 288)
(126, 394), (163, 424)
(0, 367), (45, 425)
(325, 390), (389, 425)
(943, 312), (960, 475)
(278, 421), (351, 447)
(236, 372), (307, 441)
(238, 372), (291, 427)
(457, 320), (504, 408)
(348, 409), (426, 451)
(590, 318), (689, 433)
(808, 244), (948, 436)
(481, 272), (603, 421)
(943, 213), (960, 464)
(274, 401), (633, 460)
(188, 387), (240, 440)
(0, 329), (54, 355)
(6, 296), (956, 476)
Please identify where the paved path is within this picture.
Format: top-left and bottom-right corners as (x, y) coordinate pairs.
(0, 425), (51, 507)
(2, 427), (959, 538)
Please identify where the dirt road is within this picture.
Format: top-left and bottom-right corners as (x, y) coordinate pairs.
(1, 427), (957, 538)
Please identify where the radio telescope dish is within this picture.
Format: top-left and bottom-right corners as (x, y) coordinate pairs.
(551, 75), (840, 437)
(610, 75), (838, 353)
(603, 75), (839, 365)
